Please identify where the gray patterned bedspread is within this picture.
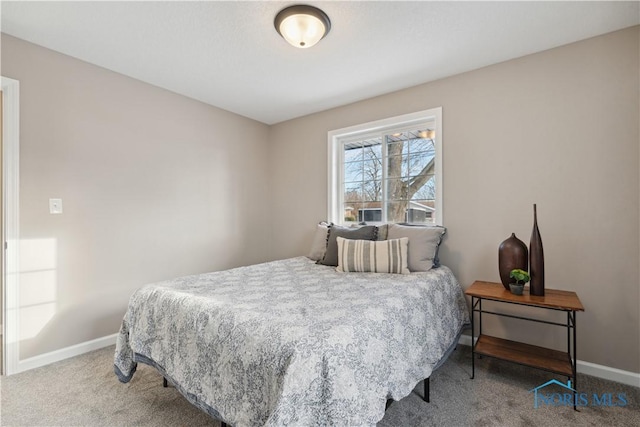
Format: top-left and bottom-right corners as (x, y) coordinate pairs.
(114, 257), (469, 426)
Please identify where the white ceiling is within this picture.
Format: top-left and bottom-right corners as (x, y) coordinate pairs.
(1, 1), (638, 125)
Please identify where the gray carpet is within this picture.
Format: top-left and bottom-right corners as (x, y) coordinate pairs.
(1, 344), (638, 426)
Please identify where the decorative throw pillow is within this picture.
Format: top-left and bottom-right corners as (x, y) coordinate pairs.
(336, 237), (410, 274)
(376, 224), (389, 241)
(318, 225), (378, 267)
(387, 223), (446, 272)
(307, 222), (331, 261)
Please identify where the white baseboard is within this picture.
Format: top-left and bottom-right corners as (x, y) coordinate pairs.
(458, 334), (475, 347)
(577, 360), (640, 388)
(456, 336), (640, 388)
(15, 333), (117, 374)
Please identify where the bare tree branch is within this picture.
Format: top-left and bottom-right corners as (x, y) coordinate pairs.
(408, 157), (435, 194)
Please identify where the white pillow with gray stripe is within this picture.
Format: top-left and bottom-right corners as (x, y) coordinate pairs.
(336, 237), (410, 275)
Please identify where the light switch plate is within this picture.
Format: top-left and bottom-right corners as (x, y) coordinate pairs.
(49, 198), (63, 214)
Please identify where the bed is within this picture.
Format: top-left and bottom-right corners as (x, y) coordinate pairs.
(114, 256), (469, 426)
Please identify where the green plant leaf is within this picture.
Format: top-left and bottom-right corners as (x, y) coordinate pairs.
(509, 268), (530, 284)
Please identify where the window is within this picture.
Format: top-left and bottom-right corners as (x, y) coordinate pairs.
(328, 108), (442, 226)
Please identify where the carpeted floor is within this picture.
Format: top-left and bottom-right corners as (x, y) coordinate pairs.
(1, 344), (638, 426)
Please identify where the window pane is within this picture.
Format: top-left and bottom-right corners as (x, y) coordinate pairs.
(344, 161), (364, 182)
(407, 152), (435, 178)
(344, 145), (364, 162)
(411, 175), (436, 200)
(344, 182), (363, 203)
(343, 138), (383, 223)
(363, 158), (382, 182)
(386, 139), (406, 157)
(404, 155), (413, 178)
(386, 200), (409, 223)
(363, 144), (382, 181)
(362, 180), (382, 202)
(387, 154), (405, 178)
(409, 173), (435, 224)
(408, 138), (435, 156)
(344, 202), (361, 224)
(384, 129), (436, 224)
(386, 177), (409, 201)
(363, 142), (382, 159)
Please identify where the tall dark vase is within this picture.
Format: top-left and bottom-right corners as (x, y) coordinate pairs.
(498, 233), (528, 290)
(529, 204), (545, 296)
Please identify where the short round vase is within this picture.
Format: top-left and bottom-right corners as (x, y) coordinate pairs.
(509, 284), (524, 295)
(498, 233), (528, 290)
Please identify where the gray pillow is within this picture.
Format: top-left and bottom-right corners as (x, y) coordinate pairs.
(307, 222), (330, 261)
(376, 224), (389, 241)
(387, 223), (446, 272)
(319, 225), (378, 266)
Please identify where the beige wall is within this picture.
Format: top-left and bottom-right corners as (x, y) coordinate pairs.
(268, 27), (640, 373)
(1, 35), (271, 359)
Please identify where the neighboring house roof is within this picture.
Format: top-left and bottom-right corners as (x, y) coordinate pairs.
(409, 201), (435, 212)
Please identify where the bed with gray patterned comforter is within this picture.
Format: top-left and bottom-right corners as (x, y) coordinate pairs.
(114, 256), (469, 426)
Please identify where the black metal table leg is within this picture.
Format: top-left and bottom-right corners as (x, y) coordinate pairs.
(573, 311), (578, 411)
(471, 296), (475, 379)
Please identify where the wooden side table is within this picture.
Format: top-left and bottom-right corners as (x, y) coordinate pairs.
(465, 281), (584, 408)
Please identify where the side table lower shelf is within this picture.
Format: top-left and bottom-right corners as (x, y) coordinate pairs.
(475, 335), (573, 377)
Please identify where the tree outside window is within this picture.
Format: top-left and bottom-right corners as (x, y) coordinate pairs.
(329, 108), (442, 226)
(341, 128), (437, 224)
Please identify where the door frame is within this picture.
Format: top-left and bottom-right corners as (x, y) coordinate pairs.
(2, 76), (20, 375)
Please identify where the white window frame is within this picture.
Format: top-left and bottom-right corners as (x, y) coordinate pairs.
(327, 107), (443, 226)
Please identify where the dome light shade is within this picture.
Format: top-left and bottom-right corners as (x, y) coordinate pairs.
(274, 5), (331, 48)
(419, 129), (436, 139)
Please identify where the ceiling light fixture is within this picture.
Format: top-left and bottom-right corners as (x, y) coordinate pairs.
(274, 5), (331, 49)
(419, 130), (436, 139)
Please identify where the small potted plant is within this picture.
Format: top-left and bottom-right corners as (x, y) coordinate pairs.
(509, 269), (530, 295)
